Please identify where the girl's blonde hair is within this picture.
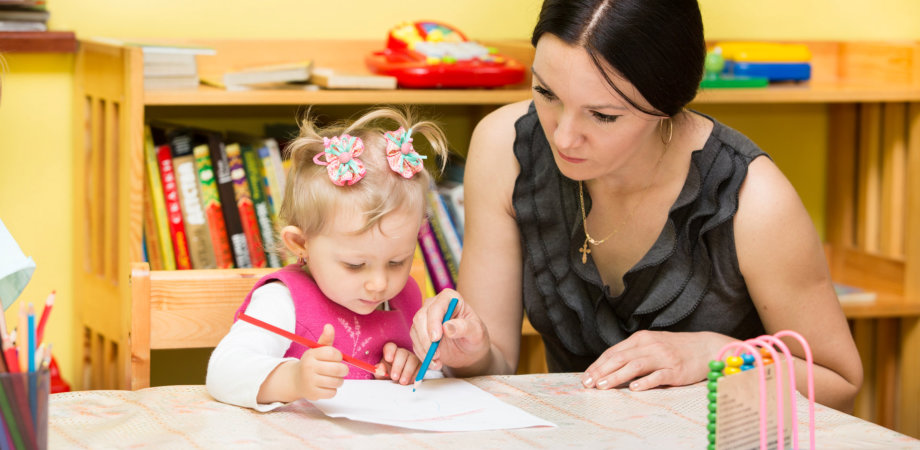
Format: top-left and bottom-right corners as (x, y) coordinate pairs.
(280, 107), (448, 242)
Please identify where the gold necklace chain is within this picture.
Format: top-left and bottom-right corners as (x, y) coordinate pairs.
(578, 121), (671, 264)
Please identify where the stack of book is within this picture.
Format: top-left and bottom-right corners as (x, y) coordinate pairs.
(212, 60), (315, 91)
(90, 38), (216, 90)
(0, 0), (48, 31)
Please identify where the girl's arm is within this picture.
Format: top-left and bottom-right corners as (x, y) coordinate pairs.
(205, 282), (299, 411)
(734, 156), (863, 412)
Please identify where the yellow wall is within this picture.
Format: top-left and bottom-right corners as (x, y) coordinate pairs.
(2, 0), (919, 386)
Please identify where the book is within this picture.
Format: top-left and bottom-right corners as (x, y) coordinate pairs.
(204, 131), (252, 268)
(418, 220), (454, 293)
(834, 283), (877, 303)
(144, 125), (176, 270)
(201, 76), (319, 92)
(222, 60), (313, 87)
(225, 143), (267, 268)
(426, 188), (462, 282)
(88, 38), (215, 91)
(192, 142), (235, 269)
(310, 67), (397, 90)
(239, 140), (282, 268)
(156, 144), (192, 270)
(171, 131), (217, 269)
(257, 139), (286, 223)
(411, 244), (435, 301)
(437, 181), (465, 240)
(142, 178), (163, 270)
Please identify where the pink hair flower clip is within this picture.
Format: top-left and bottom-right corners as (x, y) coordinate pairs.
(384, 127), (427, 179)
(313, 134), (367, 186)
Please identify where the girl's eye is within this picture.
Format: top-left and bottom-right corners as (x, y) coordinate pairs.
(344, 263), (364, 270)
(389, 259), (408, 267)
(591, 111), (619, 124)
(533, 85), (557, 101)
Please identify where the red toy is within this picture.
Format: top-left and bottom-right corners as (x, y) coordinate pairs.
(365, 21), (526, 88)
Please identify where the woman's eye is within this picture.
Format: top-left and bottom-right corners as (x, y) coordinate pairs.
(591, 111), (619, 124)
(533, 85), (557, 101)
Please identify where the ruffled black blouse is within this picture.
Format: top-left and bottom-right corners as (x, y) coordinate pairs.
(512, 103), (767, 372)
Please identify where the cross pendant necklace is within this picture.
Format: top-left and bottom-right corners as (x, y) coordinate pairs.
(579, 236), (591, 264)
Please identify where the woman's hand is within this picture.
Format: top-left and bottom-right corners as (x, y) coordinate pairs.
(376, 342), (421, 385)
(410, 289), (491, 373)
(581, 330), (735, 391)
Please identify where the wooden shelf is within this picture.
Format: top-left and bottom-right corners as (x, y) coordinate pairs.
(0, 31), (76, 53)
(843, 294), (920, 319)
(144, 84), (533, 106)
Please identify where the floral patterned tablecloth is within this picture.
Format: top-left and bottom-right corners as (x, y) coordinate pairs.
(49, 373), (918, 449)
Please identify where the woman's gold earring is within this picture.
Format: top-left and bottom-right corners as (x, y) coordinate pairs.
(660, 118), (674, 146)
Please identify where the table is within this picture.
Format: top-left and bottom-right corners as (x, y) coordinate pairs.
(49, 373), (918, 448)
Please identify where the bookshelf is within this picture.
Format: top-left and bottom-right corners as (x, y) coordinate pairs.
(74, 38), (920, 436)
(0, 31), (76, 53)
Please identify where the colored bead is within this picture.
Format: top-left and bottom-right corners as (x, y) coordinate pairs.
(725, 355), (743, 367)
(709, 360), (726, 372)
(724, 367), (741, 375)
(762, 358), (774, 365)
(708, 392), (718, 402)
(707, 422), (717, 433)
(740, 364), (754, 371)
(708, 402), (717, 413)
(708, 413), (717, 423)
(707, 371), (723, 381)
(708, 432), (716, 443)
(741, 353), (755, 365)
(708, 381), (718, 392)
(708, 445), (715, 450)
(760, 347), (772, 357)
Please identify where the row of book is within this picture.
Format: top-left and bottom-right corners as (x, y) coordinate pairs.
(142, 124), (290, 270)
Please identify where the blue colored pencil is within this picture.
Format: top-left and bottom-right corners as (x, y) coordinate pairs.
(413, 297), (458, 392)
(27, 305), (36, 427)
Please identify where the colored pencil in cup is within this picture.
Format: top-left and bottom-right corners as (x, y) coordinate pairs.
(413, 297), (458, 392)
(36, 291), (54, 344)
(237, 313), (385, 377)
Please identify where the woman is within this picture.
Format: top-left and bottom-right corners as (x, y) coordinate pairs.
(411, 0), (862, 411)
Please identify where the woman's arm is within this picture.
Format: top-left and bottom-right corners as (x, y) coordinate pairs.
(411, 101), (530, 376)
(735, 156), (863, 412)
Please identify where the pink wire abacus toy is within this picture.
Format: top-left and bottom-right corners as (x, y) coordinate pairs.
(706, 330), (816, 449)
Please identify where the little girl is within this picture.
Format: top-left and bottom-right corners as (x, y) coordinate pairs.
(207, 107), (448, 410)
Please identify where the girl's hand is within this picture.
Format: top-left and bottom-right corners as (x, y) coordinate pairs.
(292, 324), (349, 400)
(581, 330), (736, 391)
(376, 342), (421, 385)
(410, 289), (491, 372)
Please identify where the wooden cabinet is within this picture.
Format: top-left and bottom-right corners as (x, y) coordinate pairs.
(73, 39), (920, 436)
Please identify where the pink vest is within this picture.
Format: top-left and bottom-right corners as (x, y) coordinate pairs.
(234, 265), (420, 379)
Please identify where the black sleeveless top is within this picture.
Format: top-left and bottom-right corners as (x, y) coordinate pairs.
(512, 103), (767, 372)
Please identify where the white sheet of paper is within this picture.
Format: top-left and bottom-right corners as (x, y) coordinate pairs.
(310, 378), (556, 431)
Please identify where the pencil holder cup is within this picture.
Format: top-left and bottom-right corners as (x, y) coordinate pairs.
(0, 369), (50, 450)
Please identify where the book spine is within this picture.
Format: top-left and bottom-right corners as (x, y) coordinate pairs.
(437, 182), (465, 240)
(429, 189), (463, 265)
(226, 143), (267, 268)
(208, 135), (251, 268)
(418, 221), (454, 292)
(241, 143), (282, 268)
(144, 126), (176, 270)
(156, 144), (192, 270)
(265, 138), (287, 200)
(425, 190), (460, 283)
(193, 143), (235, 269)
(172, 134), (216, 270)
(142, 177), (163, 270)
(411, 244), (435, 300)
(258, 142), (283, 223)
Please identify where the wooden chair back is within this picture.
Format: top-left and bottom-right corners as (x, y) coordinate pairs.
(129, 262), (273, 390)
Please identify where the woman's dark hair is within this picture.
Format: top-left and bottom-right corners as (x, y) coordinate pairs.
(532, 0), (705, 117)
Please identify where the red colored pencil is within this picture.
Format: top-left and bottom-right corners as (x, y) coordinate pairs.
(237, 313), (384, 377)
(36, 291), (54, 344)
